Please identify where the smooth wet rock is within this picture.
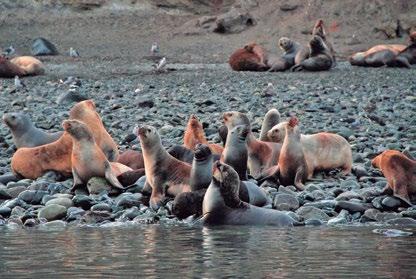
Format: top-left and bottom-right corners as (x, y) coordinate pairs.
(87, 177), (120, 195)
(41, 220), (67, 229)
(381, 197), (402, 210)
(303, 200), (337, 210)
(386, 217), (416, 226)
(72, 195), (95, 210)
(375, 212), (401, 222)
(335, 200), (371, 213)
(340, 180), (361, 190)
(335, 191), (362, 201)
(24, 218), (38, 227)
(81, 211), (112, 224)
(0, 187), (12, 199)
(48, 183), (69, 195)
(328, 209), (351, 225)
(66, 207), (85, 221)
(31, 37), (58, 56)
(18, 190), (49, 204)
(116, 193), (142, 208)
(45, 197), (73, 209)
(91, 203), (112, 212)
(10, 206), (25, 217)
(57, 91), (89, 105)
(38, 204), (67, 221)
(296, 206), (330, 222)
(401, 207), (416, 219)
(120, 206), (140, 220)
(363, 208), (381, 221)
(359, 187), (382, 202)
(352, 165), (369, 178)
(0, 207), (11, 218)
(6, 186), (27, 198)
(273, 194), (299, 211)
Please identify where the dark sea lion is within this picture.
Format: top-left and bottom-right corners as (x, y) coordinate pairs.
(267, 121), (352, 177)
(117, 168), (146, 187)
(221, 125), (249, 181)
(259, 108), (281, 141)
(183, 114), (223, 155)
(62, 120), (127, 193)
(10, 56), (45, 76)
(223, 111), (282, 177)
(387, 31), (416, 68)
(0, 56), (26, 78)
(372, 150), (416, 206)
(138, 125), (191, 210)
(292, 36), (333, 71)
(268, 38), (302, 72)
(229, 42), (269, 72)
(312, 19), (336, 64)
(218, 125), (228, 146)
(201, 161), (298, 226)
(2, 112), (63, 148)
(167, 145), (196, 164)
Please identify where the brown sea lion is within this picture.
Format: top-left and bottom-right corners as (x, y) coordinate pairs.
(10, 56), (45, 76)
(292, 36), (333, 71)
(221, 125), (249, 181)
(2, 112), (63, 148)
(349, 44), (406, 67)
(62, 120), (126, 192)
(259, 108), (281, 141)
(0, 56), (26, 78)
(267, 122), (352, 177)
(201, 161), (299, 226)
(387, 31), (416, 68)
(117, 149), (144, 170)
(223, 111), (282, 177)
(138, 125), (191, 210)
(229, 42), (269, 72)
(69, 100), (119, 161)
(372, 150), (416, 205)
(183, 114), (223, 155)
(268, 38), (302, 72)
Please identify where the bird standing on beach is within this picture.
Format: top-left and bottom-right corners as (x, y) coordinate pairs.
(69, 47), (79, 57)
(14, 76), (25, 90)
(150, 42), (159, 55)
(155, 57), (167, 72)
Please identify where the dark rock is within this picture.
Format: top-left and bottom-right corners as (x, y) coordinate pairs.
(6, 186), (27, 198)
(24, 218), (38, 227)
(116, 193), (143, 208)
(137, 97), (154, 108)
(303, 200), (337, 210)
(91, 203), (112, 212)
(335, 191), (362, 201)
(72, 195), (96, 210)
(352, 165), (369, 178)
(0, 187), (12, 199)
(66, 207), (85, 221)
(87, 177), (120, 195)
(304, 219), (324, 226)
(328, 209), (351, 225)
(381, 196), (402, 210)
(38, 204), (67, 221)
(273, 194), (299, 211)
(31, 37), (59, 56)
(0, 207), (11, 218)
(57, 91), (88, 105)
(335, 200), (371, 213)
(363, 208), (381, 221)
(18, 190), (49, 205)
(296, 206), (330, 222)
(386, 217), (416, 226)
(280, 4), (298, 11)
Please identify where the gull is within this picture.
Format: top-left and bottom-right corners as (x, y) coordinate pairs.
(261, 83), (276, 97)
(154, 57), (167, 72)
(14, 76), (25, 90)
(150, 42), (159, 55)
(69, 47), (79, 57)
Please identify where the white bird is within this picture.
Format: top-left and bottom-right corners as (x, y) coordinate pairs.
(261, 82), (276, 97)
(14, 76), (25, 89)
(155, 57), (167, 72)
(150, 42), (159, 55)
(69, 47), (79, 57)
(2, 45), (15, 57)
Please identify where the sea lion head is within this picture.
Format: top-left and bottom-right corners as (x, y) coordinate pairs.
(409, 32), (416, 44)
(70, 99), (98, 119)
(212, 161), (241, 207)
(2, 112), (31, 133)
(244, 42), (256, 53)
(223, 111), (250, 129)
(278, 37), (293, 52)
(310, 35), (327, 52)
(285, 117), (301, 139)
(371, 153), (382, 169)
(312, 19), (326, 39)
(194, 143), (212, 161)
(229, 125), (250, 144)
(62, 119), (94, 141)
(137, 125), (160, 147)
(267, 122), (287, 143)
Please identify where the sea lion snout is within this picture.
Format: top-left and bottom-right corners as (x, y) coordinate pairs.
(2, 113), (14, 126)
(288, 117), (299, 127)
(62, 120), (72, 131)
(194, 144), (211, 160)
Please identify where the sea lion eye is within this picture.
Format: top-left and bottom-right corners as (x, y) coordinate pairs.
(10, 115), (15, 120)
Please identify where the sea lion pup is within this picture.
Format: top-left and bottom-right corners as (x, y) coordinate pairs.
(0, 56), (26, 78)
(387, 31), (416, 68)
(223, 111), (282, 177)
(183, 114), (223, 155)
(372, 150), (416, 206)
(117, 149), (145, 170)
(69, 100), (119, 161)
(349, 45), (406, 67)
(259, 108), (281, 142)
(2, 112), (63, 148)
(201, 161), (298, 226)
(221, 125), (249, 181)
(267, 122), (352, 177)
(228, 42), (269, 72)
(138, 125), (191, 210)
(268, 38), (301, 72)
(10, 56), (45, 75)
(62, 119), (126, 192)
(292, 36), (333, 72)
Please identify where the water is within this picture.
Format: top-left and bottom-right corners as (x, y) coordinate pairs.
(0, 224), (415, 278)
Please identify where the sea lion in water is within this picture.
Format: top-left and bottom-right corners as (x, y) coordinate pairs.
(372, 150), (416, 206)
(62, 120), (126, 192)
(267, 121), (352, 177)
(229, 42), (269, 72)
(183, 114), (223, 155)
(2, 112), (63, 148)
(138, 125), (191, 210)
(0, 56), (26, 78)
(259, 108), (281, 141)
(201, 161), (298, 226)
(349, 44), (406, 67)
(268, 37), (302, 72)
(292, 36), (333, 71)
(223, 111), (282, 177)
(10, 56), (45, 76)
(221, 125), (249, 181)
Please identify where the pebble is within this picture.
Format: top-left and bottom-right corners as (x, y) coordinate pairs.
(38, 204), (67, 221)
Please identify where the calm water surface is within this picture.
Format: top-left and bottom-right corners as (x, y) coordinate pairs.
(0, 224), (415, 278)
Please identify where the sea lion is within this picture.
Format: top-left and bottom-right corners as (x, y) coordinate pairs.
(349, 45), (406, 67)
(62, 120), (126, 192)
(117, 149), (144, 170)
(183, 114), (223, 155)
(117, 168), (146, 187)
(2, 112), (63, 148)
(292, 36), (333, 71)
(10, 56), (45, 76)
(229, 42), (269, 72)
(372, 150), (416, 205)
(267, 122), (352, 177)
(69, 100), (119, 161)
(138, 125), (191, 210)
(201, 161), (298, 226)
(0, 56), (26, 78)
(221, 125), (249, 181)
(218, 125), (228, 146)
(387, 31), (416, 68)
(223, 111), (282, 177)
(259, 108), (281, 141)
(268, 37), (302, 72)
(312, 19), (336, 64)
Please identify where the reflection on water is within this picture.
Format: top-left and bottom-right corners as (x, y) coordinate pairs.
(0, 224), (415, 278)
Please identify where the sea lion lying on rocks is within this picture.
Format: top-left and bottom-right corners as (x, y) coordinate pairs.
(2, 112), (63, 148)
(372, 150), (416, 206)
(10, 56), (45, 76)
(268, 38), (302, 72)
(349, 45), (406, 67)
(201, 161), (299, 226)
(292, 36), (333, 71)
(0, 56), (26, 78)
(229, 42), (269, 71)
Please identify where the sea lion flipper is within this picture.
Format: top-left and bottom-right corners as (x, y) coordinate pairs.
(104, 164), (125, 190)
(70, 167), (84, 192)
(255, 165), (280, 184)
(290, 64), (303, 72)
(392, 183), (412, 207)
(294, 168), (305, 191)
